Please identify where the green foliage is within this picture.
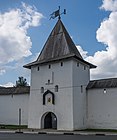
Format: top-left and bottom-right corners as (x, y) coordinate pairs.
(0, 124), (27, 129)
(16, 77), (28, 87)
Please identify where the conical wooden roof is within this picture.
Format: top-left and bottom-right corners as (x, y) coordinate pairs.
(24, 19), (96, 69)
(37, 19), (83, 62)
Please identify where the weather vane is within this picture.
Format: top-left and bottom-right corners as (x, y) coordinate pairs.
(50, 6), (66, 20)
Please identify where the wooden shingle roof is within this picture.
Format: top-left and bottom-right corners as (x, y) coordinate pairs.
(0, 86), (30, 95)
(24, 19), (96, 69)
(87, 78), (117, 89)
(37, 19), (83, 62)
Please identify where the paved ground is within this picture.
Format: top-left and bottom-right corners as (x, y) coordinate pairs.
(0, 133), (117, 140)
(0, 128), (117, 136)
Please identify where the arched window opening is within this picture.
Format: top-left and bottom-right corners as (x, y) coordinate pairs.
(55, 85), (58, 92)
(41, 87), (44, 93)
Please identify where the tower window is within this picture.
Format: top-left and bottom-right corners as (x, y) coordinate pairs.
(48, 80), (50, 84)
(49, 65), (51, 69)
(55, 85), (59, 92)
(77, 62), (79, 67)
(81, 85), (83, 93)
(11, 94), (13, 98)
(61, 62), (63, 66)
(84, 66), (86, 70)
(41, 87), (44, 93)
(37, 66), (40, 71)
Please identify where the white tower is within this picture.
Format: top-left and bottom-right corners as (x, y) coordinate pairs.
(24, 19), (96, 130)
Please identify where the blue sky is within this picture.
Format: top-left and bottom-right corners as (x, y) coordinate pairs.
(0, 0), (117, 86)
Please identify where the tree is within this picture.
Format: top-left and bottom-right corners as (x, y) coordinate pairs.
(16, 77), (28, 87)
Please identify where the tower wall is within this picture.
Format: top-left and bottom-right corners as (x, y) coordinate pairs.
(72, 59), (90, 130)
(28, 60), (74, 130)
(26, 19), (95, 130)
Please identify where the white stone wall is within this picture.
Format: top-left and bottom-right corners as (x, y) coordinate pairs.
(72, 60), (90, 130)
(28, 60), (74, 130)
(87, 88), (117, 129)
(0, 94), (29, 125)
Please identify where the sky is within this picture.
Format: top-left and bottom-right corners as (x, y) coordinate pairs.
(0, 0), (117, 87)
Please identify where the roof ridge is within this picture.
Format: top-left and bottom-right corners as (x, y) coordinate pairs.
(59, 20), (83, 59)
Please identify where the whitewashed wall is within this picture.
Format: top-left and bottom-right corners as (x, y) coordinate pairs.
(87, 88), (117, 129)
(72, 60), (90, 130)
(0, 94), (29, 125)
(28, 58), (92, 130)
(28, 60), (74, 130)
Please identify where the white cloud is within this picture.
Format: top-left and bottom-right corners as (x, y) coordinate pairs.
(0, 82), (14, 87)
(76, 46), (88, 59)
(0, 2), (43, 65)
(0, 69), (6, 75)
(77, 0), (117, 80)
(100, 0), (117, 11)
(0, 2), (43, 86)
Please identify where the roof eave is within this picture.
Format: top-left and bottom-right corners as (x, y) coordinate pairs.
(23, 54), (97, 69)
(73, 55), (97, 69)
(23, 61), (37, 69)
(23, 54), (75, 69)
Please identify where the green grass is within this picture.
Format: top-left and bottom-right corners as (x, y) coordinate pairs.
(0, 124), (27, 130)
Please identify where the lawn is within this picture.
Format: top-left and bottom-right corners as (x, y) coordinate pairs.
(0, 124), (27, 130)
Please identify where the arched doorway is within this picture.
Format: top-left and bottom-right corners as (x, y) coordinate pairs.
(41, 112), (57, 129)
